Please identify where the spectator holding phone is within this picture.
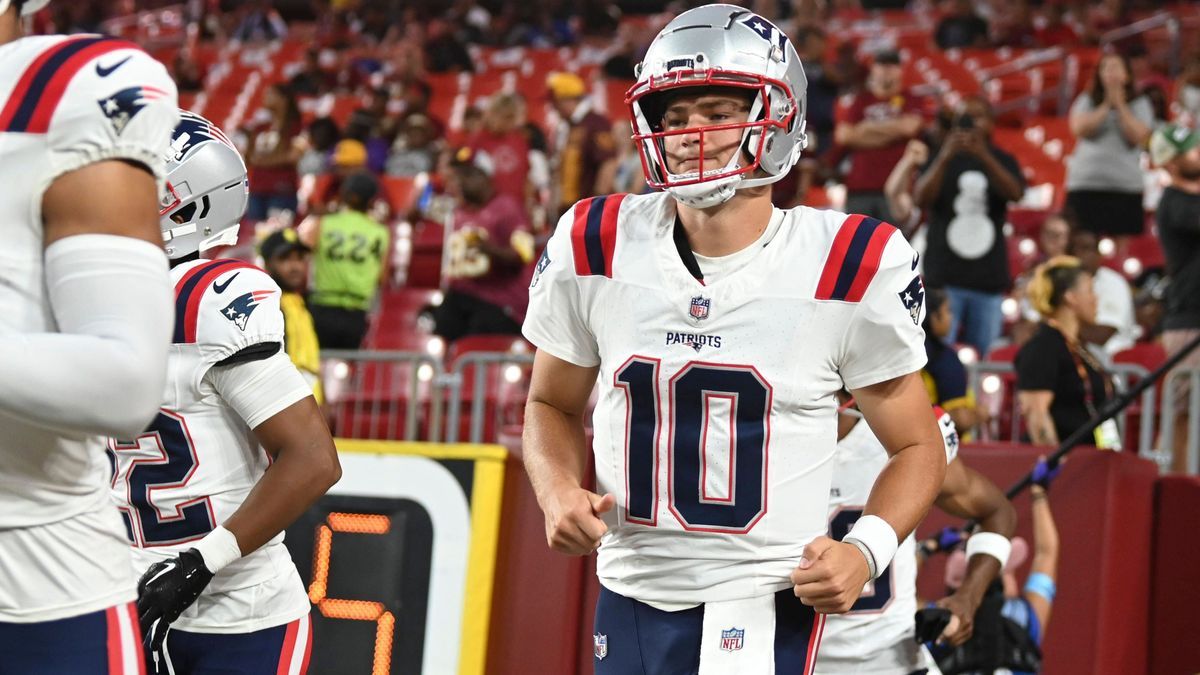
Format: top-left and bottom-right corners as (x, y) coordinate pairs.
(915, 96), (1025, 357)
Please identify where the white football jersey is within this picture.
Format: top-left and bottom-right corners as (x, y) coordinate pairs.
(819, 410), (960, 673)
(0, 34), (177, 621)
(108, 259), (311, 633)
(523, 191), (928, 606)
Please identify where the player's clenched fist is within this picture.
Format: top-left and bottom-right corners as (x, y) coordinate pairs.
(790, 535), (872, 613)
(541, 486), (616, 555)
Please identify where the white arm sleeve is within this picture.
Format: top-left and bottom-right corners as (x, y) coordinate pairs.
(205, 350), (313, 429)
(0, 235), (171, 437)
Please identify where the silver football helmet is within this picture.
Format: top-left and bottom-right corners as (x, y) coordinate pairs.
(159, 110), (248, 260)
(626, 4), (808, 209)
(0, 0), (52, 16)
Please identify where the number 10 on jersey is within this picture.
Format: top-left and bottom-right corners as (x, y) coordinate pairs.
(615, 356), (772, 533)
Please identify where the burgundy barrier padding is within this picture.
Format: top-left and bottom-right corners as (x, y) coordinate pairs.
(918, 445), (1157, 675)
(487, 451), (591, 675)
(1148, 476), (1200, 675)
(489, 443), (1158, 675)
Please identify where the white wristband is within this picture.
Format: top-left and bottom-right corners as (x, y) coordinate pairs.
(843, 515), (899, 580)
(192, 526), (242, 574)
(966, 532), (1012, 569)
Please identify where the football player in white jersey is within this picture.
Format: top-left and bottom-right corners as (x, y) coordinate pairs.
(106, 110), (341, 675)
(0, 2), (179, 672)
(820, 399), (1016, 674)
(522, 5), (947, 672)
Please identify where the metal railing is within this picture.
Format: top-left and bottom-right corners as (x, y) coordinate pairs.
(321, 348), (535, 444)
(974, 47), (1074, 117)
(968, 360), (1158, 460)
(1100, 11), (1183, 77)
(443, 352), (536, 444)
(321, 350), (443, 442)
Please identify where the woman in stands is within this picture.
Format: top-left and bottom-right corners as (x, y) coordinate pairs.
(923, 287), (988, 438)
(243, 83), (303, 221)
(1016, 256), (1120, 449)
(1064, 53), (1153, 245)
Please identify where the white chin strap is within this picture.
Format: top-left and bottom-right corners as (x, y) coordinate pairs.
(664, 152), (744, 209)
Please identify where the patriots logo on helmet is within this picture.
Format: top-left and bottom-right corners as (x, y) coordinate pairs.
(169, 110), (237, 162)
(220, 290), (273, 331)
(98, 85), (169, 135)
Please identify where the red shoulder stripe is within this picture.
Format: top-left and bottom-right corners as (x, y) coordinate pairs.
(600, 193), (627, 277)
(172, 260), (258, 344)
(815, 214), (865, 300)
(843, 221), (896, 303)
(570, 197), (596, 276)
(27, 38), (142, 134)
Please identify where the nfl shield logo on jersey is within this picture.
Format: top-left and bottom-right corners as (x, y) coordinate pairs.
(594, 633), (608, 660)
(720, 627), (745, 652)
(689, 295), (711, 321)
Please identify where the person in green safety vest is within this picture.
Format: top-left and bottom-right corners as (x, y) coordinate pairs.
(301, 171), (389, 349)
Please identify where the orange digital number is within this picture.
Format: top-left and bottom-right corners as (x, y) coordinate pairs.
(308, 512), (396, 675)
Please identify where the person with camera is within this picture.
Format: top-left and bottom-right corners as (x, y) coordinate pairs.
(915, 96), (1025, 358)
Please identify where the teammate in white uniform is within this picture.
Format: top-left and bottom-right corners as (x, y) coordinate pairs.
(522, 5), (947, 673)
(0, 2), (179, 671)
(107, 110), (341, 675)
(820, 401), (1017, 674)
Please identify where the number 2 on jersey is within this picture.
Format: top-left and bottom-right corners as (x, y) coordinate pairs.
(616, 357), (772, 533)
(108, 411), (215, 546)
(828, 508), (893, 612)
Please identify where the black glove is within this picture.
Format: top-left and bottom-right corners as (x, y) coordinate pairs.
(137, 549), (214, 651)
(914, 607), (954, 643)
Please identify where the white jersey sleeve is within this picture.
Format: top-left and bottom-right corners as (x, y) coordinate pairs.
(838, 234), (928, 390)
(521, 206), (601, 367)
(41, 38), (178, 200)
(187, 262), (287, 365)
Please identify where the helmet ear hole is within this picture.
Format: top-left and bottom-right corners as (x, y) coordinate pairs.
(169, 201), (199, 225)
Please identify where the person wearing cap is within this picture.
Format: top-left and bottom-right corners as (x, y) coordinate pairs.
(260, 228), (323, 403)
(1150, 123), (1200, 472)
(303, 171), (391, 349)
(833, 48), (925, 224)
(547, 71), (618, 215)
(434, 147), (536, 343)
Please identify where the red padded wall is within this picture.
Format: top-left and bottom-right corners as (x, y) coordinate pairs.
(1148, 476), (1200, 675)
(918, 445), (1158, 675)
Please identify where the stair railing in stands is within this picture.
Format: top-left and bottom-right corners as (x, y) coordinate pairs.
(1100, 11), (1184, 77)
(967, 360), (1162, 468)
(974, 47), (1073, 117)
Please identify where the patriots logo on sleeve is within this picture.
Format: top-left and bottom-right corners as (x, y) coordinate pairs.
(220, 290), (274, 331)
(898, 276), (925, 326)
(97, 85), (168, 135)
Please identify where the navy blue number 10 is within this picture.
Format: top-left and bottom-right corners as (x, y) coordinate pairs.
(615, 358), (772, 533)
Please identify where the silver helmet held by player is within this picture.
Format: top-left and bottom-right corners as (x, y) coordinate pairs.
(626, 4), (808, 209)
(0, 0), (52, 16)
(159, 110), (248, 260)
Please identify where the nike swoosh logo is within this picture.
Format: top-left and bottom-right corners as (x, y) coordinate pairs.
(911, 253), (920, 270)
(213, 272), (239, 294)
(95, 55), (132, 78)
